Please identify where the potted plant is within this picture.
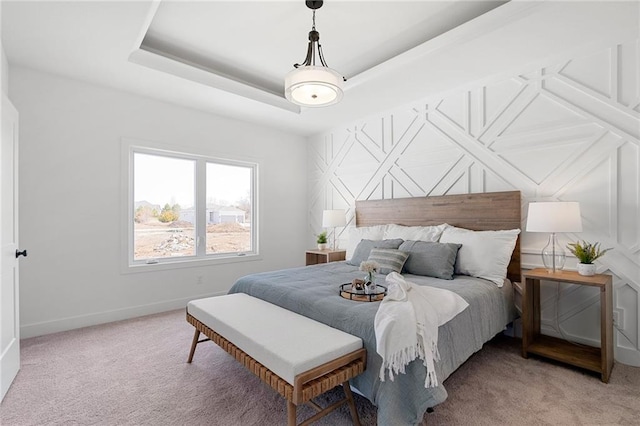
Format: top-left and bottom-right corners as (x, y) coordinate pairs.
(567, 240), (611, 276)
(316, 231), (328, 250)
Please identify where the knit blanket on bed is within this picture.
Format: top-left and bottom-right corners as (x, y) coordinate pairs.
(375, 272), (470, 388)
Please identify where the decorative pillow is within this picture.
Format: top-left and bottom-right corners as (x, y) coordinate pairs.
(346, 225), (388, 260)
(439, 226), (520, 286)
(346, 239), (404, 266)
(398, 240), (462, 280)
(367, 248), (409, 274)
(383, 223), (448, 242)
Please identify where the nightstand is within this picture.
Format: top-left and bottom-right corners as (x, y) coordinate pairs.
(521, 268), (613, 382)
(305, 249), (346, 266)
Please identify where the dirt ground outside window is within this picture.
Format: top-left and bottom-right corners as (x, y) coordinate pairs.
(134, 220), (250, 259)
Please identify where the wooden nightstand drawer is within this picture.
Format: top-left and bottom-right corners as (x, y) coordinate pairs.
(305, 249), (346, 266)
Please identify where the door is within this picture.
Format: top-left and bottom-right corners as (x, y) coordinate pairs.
(1, 94), (20, 401)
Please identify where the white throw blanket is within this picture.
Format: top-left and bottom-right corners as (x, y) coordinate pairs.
(374, 272), (469, 388)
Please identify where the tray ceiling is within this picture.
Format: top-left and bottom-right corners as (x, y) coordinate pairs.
(2, 1), (638, 136)
(138, 1), (506, 107)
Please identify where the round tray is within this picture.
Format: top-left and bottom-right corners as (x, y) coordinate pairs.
(339, 283), (387, 302)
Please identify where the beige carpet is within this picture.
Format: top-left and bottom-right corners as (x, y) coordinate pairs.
(1, 309), (639, 425)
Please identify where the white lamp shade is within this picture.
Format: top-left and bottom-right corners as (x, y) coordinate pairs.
(284, 66), (344, 107)
(526, 202), (583, 232)
(322, 209), (346, 228)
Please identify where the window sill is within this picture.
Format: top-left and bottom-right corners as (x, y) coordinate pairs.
(122, 253), (263, 275)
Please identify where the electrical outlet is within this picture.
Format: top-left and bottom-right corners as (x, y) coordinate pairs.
(613, 310), (624, 329)
(196, 275), (203, 285)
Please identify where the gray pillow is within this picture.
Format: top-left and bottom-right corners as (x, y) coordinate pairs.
(399, 240), (462, 280)
(367, 248), (409, 274)
(346, 239), (404, 266)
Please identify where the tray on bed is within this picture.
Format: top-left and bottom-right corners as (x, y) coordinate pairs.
(339, 283), (387, 302)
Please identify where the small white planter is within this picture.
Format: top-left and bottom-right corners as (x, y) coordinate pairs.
(577, 263), (596, 276)
(317, 243), (327, 250)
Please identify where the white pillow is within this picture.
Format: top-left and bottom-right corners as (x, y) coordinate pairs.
(346, 225), (388, 260)
(439, 226), (520, 287)
(383, 223), (448, 242)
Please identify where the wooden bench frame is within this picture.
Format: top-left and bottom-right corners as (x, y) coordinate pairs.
(186, 312), (367, 426)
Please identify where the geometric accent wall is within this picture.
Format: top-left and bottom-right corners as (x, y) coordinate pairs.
(308, 39), (640, 366)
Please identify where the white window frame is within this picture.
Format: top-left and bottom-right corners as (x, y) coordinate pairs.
(121, 139), (260, 273)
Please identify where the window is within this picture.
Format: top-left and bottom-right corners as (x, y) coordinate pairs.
(128, 145), (257, 267)
(206, 162), (252, 255)
(133, 153), (196, 260)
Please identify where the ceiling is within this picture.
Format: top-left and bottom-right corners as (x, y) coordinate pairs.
(2, 1), (639, 136)
(140, 1), (506, 104)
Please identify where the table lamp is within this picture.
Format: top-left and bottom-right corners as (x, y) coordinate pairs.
(526, 201), (583, 273)
(322, 209), (346, 251)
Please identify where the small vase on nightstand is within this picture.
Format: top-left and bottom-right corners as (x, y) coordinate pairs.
(317, 243), (327, 250)
(577, 263), (596, 276)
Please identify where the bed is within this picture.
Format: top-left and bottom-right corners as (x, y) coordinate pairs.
(229, 191), (521, 425)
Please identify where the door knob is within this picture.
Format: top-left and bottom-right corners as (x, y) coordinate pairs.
(15, 249), (27, 258)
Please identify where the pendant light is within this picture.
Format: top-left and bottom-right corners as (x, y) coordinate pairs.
(284, 0), (346, 107)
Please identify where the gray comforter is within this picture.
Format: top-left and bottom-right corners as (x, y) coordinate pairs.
(229, 261), (516, 426)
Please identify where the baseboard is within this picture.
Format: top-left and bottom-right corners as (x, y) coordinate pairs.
(20, 291), (226, 339)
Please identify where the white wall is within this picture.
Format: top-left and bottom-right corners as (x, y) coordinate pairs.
(10, 67), (308, 338)
(1, 45), (7, 96)
(0, 1), (6, 96)
(308, 39), (640, 366)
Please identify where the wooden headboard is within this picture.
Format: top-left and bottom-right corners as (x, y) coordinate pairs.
(355, 191), (522, 283)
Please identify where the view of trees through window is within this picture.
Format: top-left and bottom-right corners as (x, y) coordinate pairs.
(133, 151), (253, 262)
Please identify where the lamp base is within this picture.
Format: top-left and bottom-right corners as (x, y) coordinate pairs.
(542, 233), (565, 273)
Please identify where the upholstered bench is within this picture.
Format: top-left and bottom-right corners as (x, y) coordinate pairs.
(186, 293), (367, 426)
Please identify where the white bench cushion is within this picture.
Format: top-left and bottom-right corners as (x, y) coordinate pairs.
(187, 293), (363, 385)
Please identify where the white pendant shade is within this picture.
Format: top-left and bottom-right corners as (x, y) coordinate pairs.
(284, 66), (344, 107)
